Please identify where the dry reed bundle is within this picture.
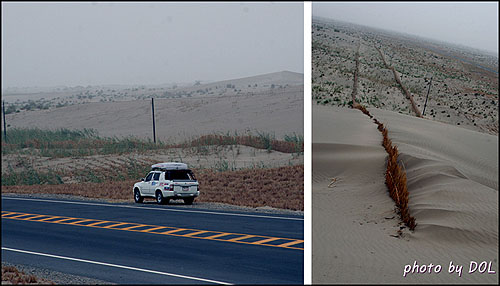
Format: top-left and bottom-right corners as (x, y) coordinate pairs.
(354, 104), (416, 230)
(351, 42), (361, 104)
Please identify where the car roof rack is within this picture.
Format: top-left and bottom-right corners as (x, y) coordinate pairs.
(151, 162), (188, 171)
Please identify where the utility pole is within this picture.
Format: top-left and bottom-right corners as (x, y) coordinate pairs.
(151, 98), (156, 143)
(422, 77), (433, 116)
(2, 100), (6, 142)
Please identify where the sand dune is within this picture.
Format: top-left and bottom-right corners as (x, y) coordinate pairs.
(4, 85), (303, 141)
(313, 104), (498, 283)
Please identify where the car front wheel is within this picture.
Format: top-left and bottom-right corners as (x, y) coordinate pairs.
(134, 189), (143, 203)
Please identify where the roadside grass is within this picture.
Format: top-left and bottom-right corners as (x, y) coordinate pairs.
(1, 128), (303, 158)
(1, 128), (303, 210)
(2, 165), (304, 211)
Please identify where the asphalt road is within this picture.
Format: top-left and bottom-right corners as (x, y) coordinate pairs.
(1, 196), (303, 284)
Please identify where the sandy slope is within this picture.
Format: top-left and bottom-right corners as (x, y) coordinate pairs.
(313, 104), (498, 284)
(4, 85), (303, 141)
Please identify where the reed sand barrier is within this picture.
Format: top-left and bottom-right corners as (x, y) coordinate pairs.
(374, 46), (422, 118)
(353, 104), (416, 230)
(351, 41), (361, 105)
(350, 43), (416, 230)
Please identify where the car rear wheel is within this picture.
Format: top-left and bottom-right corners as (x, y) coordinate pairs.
(183, 197), (194, 205)
(134, 189), (143, 203)
(156, 190), (169, 205)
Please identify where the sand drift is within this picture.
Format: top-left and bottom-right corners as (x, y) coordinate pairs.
(313, 105), (498, 283)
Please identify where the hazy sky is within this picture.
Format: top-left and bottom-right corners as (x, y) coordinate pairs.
(2, 2), (303, 88)
(313, 2), (498, 54)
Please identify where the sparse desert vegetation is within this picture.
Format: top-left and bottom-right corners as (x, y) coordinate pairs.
(1, 128), (304, 210)
(313, 17), (498, 134)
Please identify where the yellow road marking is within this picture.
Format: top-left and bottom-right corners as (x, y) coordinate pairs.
(51, 218), (78, 224)
(161, 228), (187, 235)
(182, 231), (209, 237)
(37, 216), (63, 222)
(5, 213), (33, 219)
(120, 224), (148, 231)
(66, 219), (94, 225)
(86, 221), (112, 227)
(277, 240), (304, 248)
(138, 226), (168, 233)
(21, 214), (49, 221)
(227, 235), (255, 242)
(203, 233), (230, 240)
(101, 222), (128, 228)
(252, 237), (280, 245)
(2, 211), (303, 250)
(2, 212), (17, 217)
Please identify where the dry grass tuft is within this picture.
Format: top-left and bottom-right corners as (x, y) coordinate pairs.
(2, 265), (54, 285)
(354, 104), (416, 230)
(2, 165), (304, 211)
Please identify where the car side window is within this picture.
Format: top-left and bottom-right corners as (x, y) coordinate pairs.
(153, 172), (160, 181)
(145, 173), (153, 182)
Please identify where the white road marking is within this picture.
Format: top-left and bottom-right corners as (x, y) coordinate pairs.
(2, 247), (232, 285)
(2, 197), (303, 221)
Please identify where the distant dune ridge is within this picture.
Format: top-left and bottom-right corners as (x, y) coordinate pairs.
(2, 71), (304, 141)
(313, 105), (497, 284)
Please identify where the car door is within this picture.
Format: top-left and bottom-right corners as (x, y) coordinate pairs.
(143, 172), (154, 195)
(151, 172), (161, 194)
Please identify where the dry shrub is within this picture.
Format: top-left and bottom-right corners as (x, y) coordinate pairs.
(354, 104), (416, 230)
(1, 265), (54, 285)
(196, 165), (303, 210)
(2, 165), (304, 211)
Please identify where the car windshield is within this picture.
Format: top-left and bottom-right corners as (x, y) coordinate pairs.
(168, 170), (196, 181)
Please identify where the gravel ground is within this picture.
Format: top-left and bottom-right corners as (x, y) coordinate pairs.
(1, 262), (114, 285)
(1, 193), (304, 216)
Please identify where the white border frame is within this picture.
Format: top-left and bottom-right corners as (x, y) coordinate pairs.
(303, 1), (312, 285)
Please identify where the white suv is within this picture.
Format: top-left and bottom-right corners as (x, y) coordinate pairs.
(133, 162), (200, 205)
